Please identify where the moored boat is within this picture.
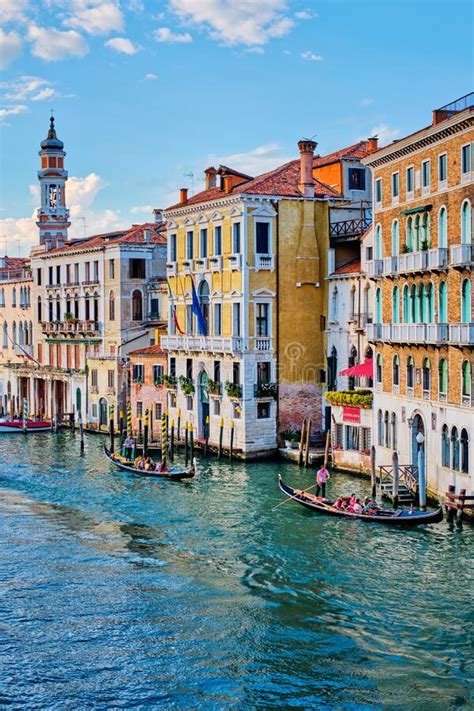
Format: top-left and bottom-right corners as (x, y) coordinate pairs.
(103, 446), (195, 481)
(0, 419), (52, 433)
(278, 476), (443, 526)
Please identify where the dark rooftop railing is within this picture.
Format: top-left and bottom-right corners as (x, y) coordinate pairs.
(433, 92), (474, 123)
(330, 217), (372, 240)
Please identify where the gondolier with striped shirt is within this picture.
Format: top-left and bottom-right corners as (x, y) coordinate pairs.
(316, 464), (330, 498)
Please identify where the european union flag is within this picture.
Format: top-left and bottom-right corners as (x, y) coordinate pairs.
(191, 279), (207, 336)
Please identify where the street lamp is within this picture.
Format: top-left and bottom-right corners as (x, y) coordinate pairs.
(416, 431), (426, 511)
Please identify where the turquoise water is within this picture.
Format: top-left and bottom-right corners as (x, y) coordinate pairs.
(0, 433), (472, 709)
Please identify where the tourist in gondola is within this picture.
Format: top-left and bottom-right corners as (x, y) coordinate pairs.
(315, 464), (330, 498)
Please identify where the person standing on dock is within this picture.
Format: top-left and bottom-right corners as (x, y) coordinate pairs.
(316, 465), (330, 498)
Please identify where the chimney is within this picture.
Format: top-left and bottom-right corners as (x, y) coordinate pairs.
(297, 139), (317, 198)
(367, 136), (379, 154)
(204, 166), (217, 189)
(223, 175), (233, 194)
(0, 256), (5, 269)
(153, 208), (163, 223)
(179, 187), (188, 204)
(143, 228), (151, 243)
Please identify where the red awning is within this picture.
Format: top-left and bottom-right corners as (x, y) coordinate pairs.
(339, 359), (373, 378)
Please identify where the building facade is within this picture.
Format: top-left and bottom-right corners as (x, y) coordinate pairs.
(362, 93), (473, 499)
(162, 142), (344, 457)
(129, 340), (168, 439)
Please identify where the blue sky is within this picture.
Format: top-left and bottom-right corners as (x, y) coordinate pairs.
(0, 0), (472, 255)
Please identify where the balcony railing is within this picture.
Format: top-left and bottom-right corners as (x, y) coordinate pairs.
(41, 320), (101, 337)
(0, 269), (32, 282)
(209, 255), (222, 272)
(228, 254), (243, 270)
(255, 254), (274, 270)
(330, 217), (372, 240)
(82, 277), (100, 286)
(161, 334), (273, 354)
(194, 257), (208, 273)
(14, 344), (33, 357)
(367, 322), (473, 345)
(369, 248), (449, 278)
(166, 262), (177, 276)
(451, 243), (474, 267)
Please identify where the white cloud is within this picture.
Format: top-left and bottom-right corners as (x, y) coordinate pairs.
(360, 97), (374, 107)
(154, 26), (192, 43)
(0, 0), (30, 24)
(168, 0), (294, 46)
(213, 143), (293, 176)
(244, 46), (264, 54)
(131, 204), (154, 214)
(0, 30), (23, 69)
(27, 25), (89, 61)
(66, 2), (124, 35)
(105, 37), (138, 54)
(31, 87), (55, 101)
(295, 9), (317, 20)
(0, 104), (28, 120)
(0, 173), (122, 255)
(144, 72), (158, 80)
(370, 123), (401, 145)
(1, 76), (49, 101)
(301, 50), (322, 61)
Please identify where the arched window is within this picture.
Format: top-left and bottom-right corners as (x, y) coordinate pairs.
(421, 212), (430, 248)
(198, 280), (210, 332)
(132, 290), (143, 321)
(375, 288), (382, 324)
(393, 355), (400, 386)
(375, 225), (382, 260)
(392, 220), (399, 256)
(376, 353), (382, 384)
(461, 279), (471, 323)
(350, 286), (356, 319)
(426, 282), (434, 323)
(438, 206), (447, 248)
(330, 287), (338, 322)
(439, 281), (447, 324)
(384, 410), (391, 448)
(29, 321), (32, 345)
(2, 322), (7, 348)
(414, 215), (421, 251)
(451, 427), (460, 471)
(441, 425), (450, 467)
(377, 409), (383, 445)
(462, 360), (471, 403)
(328, 345), (338, 391)
(422, 357), (431, 394)
(418, 284), (425, 323)
(461, 200), (472, 244)
(12, 287), (16, 307)
(392, 286), (399, 323)
(406, 216), (413, 252)
(109, 291), (115, 321)
(411, 284), (417, 323)
(438, 358), (447, 399)
(391, 412), (397, 449)
(19, 322), (24, 346)
(403, 284), (410, 323)
(48, 299), (53, 322)
(37, 296), (42, 322)
(461, 429), (469, 474)
(407, 355), (414, 390)
(348, 346), (358, 390)
(12, 321), (16, 345)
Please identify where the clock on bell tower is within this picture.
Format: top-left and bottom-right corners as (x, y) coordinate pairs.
(36, 115), (70, 250)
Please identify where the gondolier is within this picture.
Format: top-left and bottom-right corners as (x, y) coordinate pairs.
(316, 464), (330, 498)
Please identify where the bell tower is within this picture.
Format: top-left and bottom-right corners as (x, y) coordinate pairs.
(36, 115), (70, 250)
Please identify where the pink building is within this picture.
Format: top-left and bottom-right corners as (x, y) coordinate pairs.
(129, 342), (168, 440)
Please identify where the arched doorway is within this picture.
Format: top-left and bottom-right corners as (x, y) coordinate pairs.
(198, 281), (210, 334)
(199, 371), (209, 438)
(99, 397), (108, 428)
(411, 414), (425, 474)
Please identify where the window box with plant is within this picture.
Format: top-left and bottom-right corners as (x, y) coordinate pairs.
(280, 428), (300, 449)
(325, 389), (373, 408)
(178, 375), (195, 395)
(254, 382), (277, 399)
(160, 374), (177, 389)
(224, 381), (242, 399)
(207, 379), (222, 396)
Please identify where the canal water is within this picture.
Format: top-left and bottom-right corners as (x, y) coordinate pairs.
(0, 433), (472, 709)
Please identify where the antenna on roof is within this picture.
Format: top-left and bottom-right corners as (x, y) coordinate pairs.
(184, 171), (194, 195)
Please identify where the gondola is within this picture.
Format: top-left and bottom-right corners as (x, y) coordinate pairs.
(278, 476), (443, 526)
(103, 446), (195, 481)
(0, 419), (51, 433)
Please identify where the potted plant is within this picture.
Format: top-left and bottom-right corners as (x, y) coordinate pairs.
(178, 375), (195, 395)
(280, 428), (301, 449)
(224, 380), (242, 399)
(160, 374), (177, 389)
(255, 382), (278, 399)
(207, 379), (221, 396)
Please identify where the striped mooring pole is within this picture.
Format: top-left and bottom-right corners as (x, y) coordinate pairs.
(170, 419), (175, 461)
(229, 419), (234, 461)
(161, 413), (169, 464)
(109, 404), (115, 453)
(143, 408), (149, 457)
(218, 418), (224, 460)
(119, 409), (124, 443)
(23, 397), (28, 434)
(184, 421), (189, 466)
(126, 403), (132, 437)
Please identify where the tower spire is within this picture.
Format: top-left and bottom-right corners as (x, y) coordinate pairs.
(36, 115), (70, 250)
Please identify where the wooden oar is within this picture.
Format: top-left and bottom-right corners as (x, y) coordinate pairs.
(272, 483), (317, 511)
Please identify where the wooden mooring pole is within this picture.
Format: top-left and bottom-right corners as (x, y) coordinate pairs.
(370, 445), (377, 498)
(218, 418), (224, 460)
(78, 412), (84, 452)
(446, 484), (456, 525)
(143, 408), (149, 458)
(304, 419), (312, 468)
(184, 421), (189, 466)
(204, 415), (209, 457)
(170, 419), (175, 461)
(109, 404), (115, 453)
(392, 450), (399, 509)
(457, 488), (467, 524)
(298, 419), (306, 467)
(229, 419), (234, 461)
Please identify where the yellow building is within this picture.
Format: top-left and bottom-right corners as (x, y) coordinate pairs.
(162, 141), (345, 457)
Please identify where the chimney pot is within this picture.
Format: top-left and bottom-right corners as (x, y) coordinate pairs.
(179, 187), (188, 204)
(143, 228), (151, 243)
(297, 138), (317, 198)
(367, 136), (379, 154)
(153, 208), (163, 223)
(204, 166), (217, 190)
(223, 175), (233, 194)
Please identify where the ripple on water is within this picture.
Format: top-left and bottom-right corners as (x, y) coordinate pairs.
(0, 433), (472, 709)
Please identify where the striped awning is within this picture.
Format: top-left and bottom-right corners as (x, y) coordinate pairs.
(401, 204), (432, 215)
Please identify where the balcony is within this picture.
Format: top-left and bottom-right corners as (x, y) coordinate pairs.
(367, 322), (473, 345)
(166, 262), (177, 277)
(329, 216), (372, 241)
(41, 320), (101, 338)
(228, 253), (243, 270)
(182, 259), (194, 275)
(451, 243), (474, 268)
(82, 277), (100, 286)
(161, 335), (273, 354)
(255, 254), (274, 270)
(368, 249), (448, 278)
(14, 344), (33, 357)
(209, 255), (222, 272)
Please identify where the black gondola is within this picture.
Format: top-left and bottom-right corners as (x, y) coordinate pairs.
(104, 446), (195, 481)
(278, 476), (443, 526)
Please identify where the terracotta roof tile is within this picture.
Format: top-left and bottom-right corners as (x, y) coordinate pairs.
(0, 256), (29, 271)
(129, 343), (166, 356)
(313, 141), (372, 168)
(333, 258), (361, 275)
(48, 222), (166, 255)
